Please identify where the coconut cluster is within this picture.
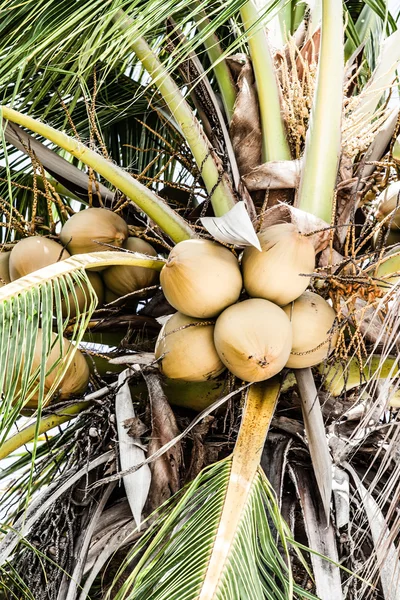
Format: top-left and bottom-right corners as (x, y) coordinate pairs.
(5, 208), (160, 406)
(156, 224), (338, 384)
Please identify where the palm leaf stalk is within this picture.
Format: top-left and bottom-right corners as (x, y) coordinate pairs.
(296, 0), (344, 223)
(113, 9), (238, 217)
(0, 401), (88, 461)
(193, 9), (237, 121)
(240, 1), (291, 161)
(1, 107), (194, 243)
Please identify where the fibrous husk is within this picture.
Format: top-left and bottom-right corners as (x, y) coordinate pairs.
(9, 236), (70, 280)
(242, 223), (315, 306)
(61, 271), (104, 318)
(160, 239), (242, 318)
(155, 312), (225, 382)
(60, 208), (128, 269)
(104, 286), (119, 304)
(0, 251), (11, 286)
(282, 291), (338, 368)
(228, 54), (262, 177)
(214, 298), (292, 382)
(103, 237), (159, 296)
(22, 330), (90, 408)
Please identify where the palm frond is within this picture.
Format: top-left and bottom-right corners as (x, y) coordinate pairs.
(0, 251), (163, 440)
(2, 106), (194, 242)
(106, 380), (317, 600)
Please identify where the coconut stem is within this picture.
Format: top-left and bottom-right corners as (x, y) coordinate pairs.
(113, 10), (237, 217)
(296, 0), (344, 223)
(0, 402), (89, 462)
(193, 9), (236, 121)
(240, 1), (291, 162)
(198, 378), (281, 599)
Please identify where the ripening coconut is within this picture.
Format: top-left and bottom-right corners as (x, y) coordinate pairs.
(241, 223), (315, 306)
(282, 291), (338, 368)
(155, 312), (225, 381)
(60, 208), (128, 270)
(9, 236), (70, 280)
(103, 237), (159, 296)
(214, 298), (292, 382)
(160, 239), (242, 318)
(61, 271), (104, 318)
(104, 286), (119, 304)
(0, 251), (11, 286)
(20, 329), (89, 408)
(376, 181), (400, 229)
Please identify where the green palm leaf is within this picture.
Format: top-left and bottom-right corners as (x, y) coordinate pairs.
(108, 380), (316, 600)
(0, 250), (164, 442)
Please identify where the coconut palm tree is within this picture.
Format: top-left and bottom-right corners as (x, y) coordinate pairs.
(0, 0), (399, 598)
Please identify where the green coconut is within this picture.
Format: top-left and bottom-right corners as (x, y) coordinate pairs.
(0, 251), (11, 286)
(20, 330), (90, 408)
(241, 223), (315, 306)
(282, 291), (338, 368)
(59, 208), (128, 270)
(61, 271), (104, 318)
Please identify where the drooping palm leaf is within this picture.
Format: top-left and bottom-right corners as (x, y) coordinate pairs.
(0, 250), (164, 441)
(106, 379), (317, 600)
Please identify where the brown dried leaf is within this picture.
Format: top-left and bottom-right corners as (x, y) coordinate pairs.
(228, 55), (262, 177)
(143, 371), (182, 511)
(123, 416), (148, 438)
(295, 368), (332, 524)
(296, 29), (321, 80)
(260, 432), (292, 508)
(259, 203), (331, 253)
(289, 464), (342, 600)
(186, 416), (214, 482)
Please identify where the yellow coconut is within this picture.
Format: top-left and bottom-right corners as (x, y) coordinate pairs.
(155, 312), (225, 382)
(160, 239), (243, 318)
(241, 223), (315, 306)
(9, 236), (70, 281)
(214, 298), (292, 382)
(103, 237), (159, 296)
(0, 251), (11, 286)
(20, 329), (90, 408)
(61, 271), (104, 318)
(282, 291), (338, 368)
(59, 208), (128, 269)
